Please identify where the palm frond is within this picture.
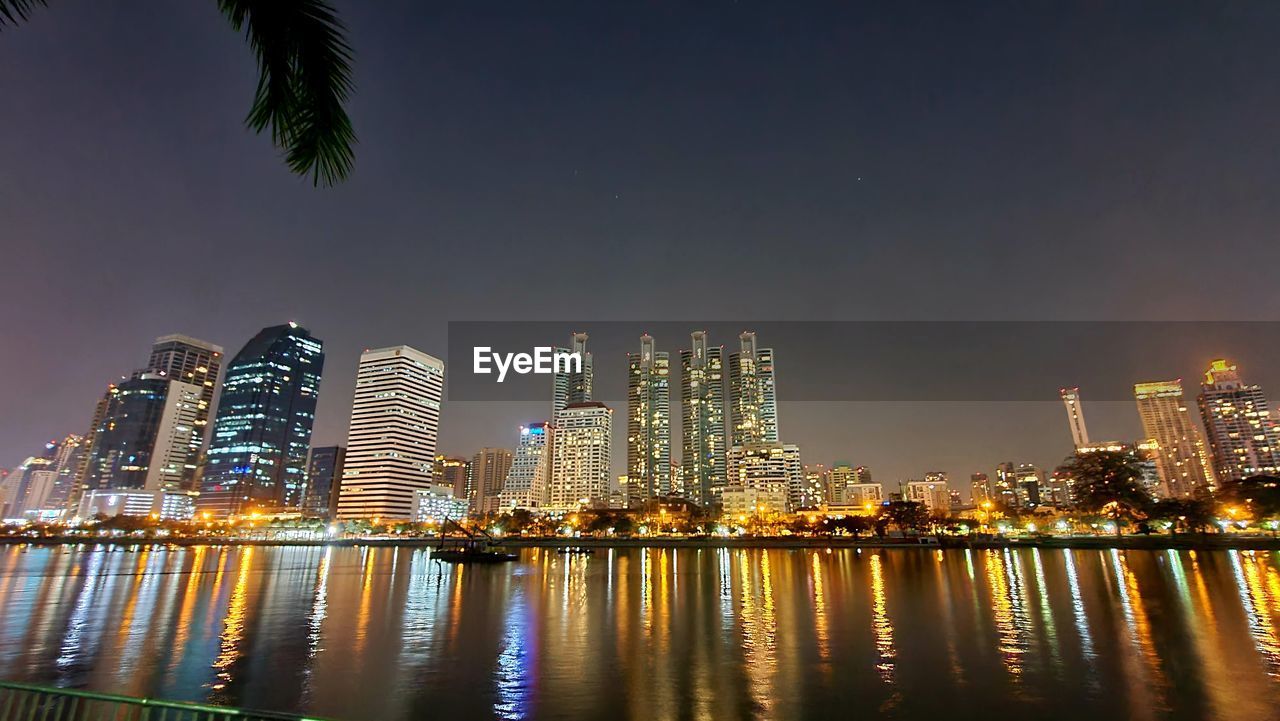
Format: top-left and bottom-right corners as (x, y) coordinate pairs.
(0, 0), (48, 28)
(219, 0), (356, 186)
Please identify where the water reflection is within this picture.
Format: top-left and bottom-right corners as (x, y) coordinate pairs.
(0, 546), (1278, 721)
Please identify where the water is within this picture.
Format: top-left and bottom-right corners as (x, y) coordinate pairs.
(0, 544), (1278, 720)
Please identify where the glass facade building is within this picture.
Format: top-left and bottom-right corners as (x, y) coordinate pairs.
(198, 323), (324, 517)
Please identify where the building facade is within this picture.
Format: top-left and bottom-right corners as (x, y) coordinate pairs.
(1134, 379), (1215, 497)
(336, 345), (444, 520)
(303, 446), (346, 519)
(548, 402), (613, 511)
(199, 324), (324, 517)
(626, 334), (671, 506)
(728, 331), (779, 447)
(1196, 359), (1280, 483)
(471, 447), (514, 515)
(497, 423), (552, 511)
(679, 331), (727, 509)
(1059, 386), (1090, 448)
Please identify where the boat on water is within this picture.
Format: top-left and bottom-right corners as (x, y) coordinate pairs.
(433, 547), (518, 563)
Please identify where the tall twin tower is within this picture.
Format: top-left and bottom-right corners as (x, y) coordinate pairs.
(627, 330), (778, 509)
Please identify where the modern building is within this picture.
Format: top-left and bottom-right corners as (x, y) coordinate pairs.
(722, 485), (788, 518)
(410, 484), (469, 524)
(729, 331), (779, 446)
(726, 442), (801, 514)
(801, 463), (828, 508)
(1196, 359), (1280, 483)
(626, 334), (671, 506)
(828, 463), (853, 504)
(548, 402), (613, 511)
(970, 472), (991, 504)
(81, 375), (204, 495)
(302, 446), (345, 519)
(6, 435), (86, 517)
(336, 345), (444, 520)
(679, 331), (727, 508)
(78, 488), (198, 521)
(552, 332), (593, 416)
(905, 479), (951, 514)
(1134, 379), (1215, 497)
(199, 324), (324, 517)
(842, 482), (883, 508)
(144, 335), (223, 488)
(433, 455), (472, 507)
(497, 423), (552, 511)
(471, 447), (514, 515)
(993, 462), (1018, 506)
(1059, 387), (1090, 448)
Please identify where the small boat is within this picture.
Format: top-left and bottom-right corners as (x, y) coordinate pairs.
(432, 547), (517, 563)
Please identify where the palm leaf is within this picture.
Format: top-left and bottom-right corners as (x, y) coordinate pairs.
(219, 0), (356, 186)
(0, 0), (48, 28)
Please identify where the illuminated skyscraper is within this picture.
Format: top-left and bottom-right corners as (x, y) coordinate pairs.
(1196, 359), (1280, 483)
(433, 455), (472, 505)
(302, 446), (345, 519)
(552, 332), (593, 416)
(729, 331), (779, 446)
(498, 423), (552, 511)
(680, 331), (727, 508)
(626, 334), (671, 506)
(1059, 387), (1090, 448)
(800, 463), (827, 509)
(994, 462), (1018, 506)
(725, 442), (802, 514)
(1134, 379), (1215, 497)
(82, 375), (204, 494)
(970, 472), (991, 504)
(336, 345), (443, 520)
(549, 402), (613, 511)
(199, 324), (324, 517)
(471, 447), (514, 515)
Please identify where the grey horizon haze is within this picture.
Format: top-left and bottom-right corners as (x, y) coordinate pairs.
(5, 1), (1280, 486)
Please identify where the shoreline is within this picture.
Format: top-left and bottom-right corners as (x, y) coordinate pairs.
(2, 535), (1278, 551)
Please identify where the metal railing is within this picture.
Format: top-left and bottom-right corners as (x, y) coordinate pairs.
(0, 681), (329, 721)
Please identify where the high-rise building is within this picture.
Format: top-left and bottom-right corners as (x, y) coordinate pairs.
(970, 472), (991, 504)
(994, 462), (1018, 506)
(905, 479), (951, 514)
(552, 332), (593, 416)
(548, 402), (613, 511)
(626, 334), (671, 506)
(471, 447), (514, 515)
(1015, 463), (1045, 506)
(1134, 379), (1215, 497)
(729, 332), (779, 446)
(81, 374), (204, 495)
(199, 324), (324, 517)
(433, 455), (472, 505)
(680, 331), (727, 508)
(497, 423), (552, 511)
(828, 463), (854, 504)
(145, 335), (223, 477)
(1196, 359), (1280, 483)
(726, 442), (802, 513)
(336, 345), (443, 520)
(1059, 386), (1090, 448)
(302, 446), (346, 519)
(799, 463), (827, 509)
(4, 436), (84, 517)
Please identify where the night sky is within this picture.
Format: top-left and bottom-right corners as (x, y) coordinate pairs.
(6, 1), (1280, 488)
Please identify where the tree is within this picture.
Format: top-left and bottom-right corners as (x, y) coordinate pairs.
(1, 0), (356, 185)
(1218, 475), (1280, 520)
(882, 501), (930, 535)
(821, 515), (871, 538)
(1060, 450), (1152, 536)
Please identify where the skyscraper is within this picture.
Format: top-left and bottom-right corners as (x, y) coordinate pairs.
(4, 435), (85, 516)
(471, 447), (514, 515)
(433, 455), (472, 505)
(680, 331), (727, 508)
(1134, 379), (1215, 497)
(626, 334), (671, 506)
(729, 331), (779, 446)
(336, 345), (443, 520)
(1059, 387), (1090, 448)
(724, 442), (800, 514)
(497, 423), (552, 511)
(970, 472), (991, 504)
(144, 335), (223, 487)
(552, 332), (593, 416)
(1196, 359), (1280, 483)
(994, 462), (1018, 506)
(303, 446), (346, 519)
(199, 324), (324, 517)
(548, 401), (613, 511)
(82, 374), (204, 493)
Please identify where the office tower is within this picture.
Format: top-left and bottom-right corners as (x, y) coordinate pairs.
(3, 435), (83, 517)
(471, 447), (514, 515)
(548, 402), (613, 511)
(1059, 387), (1090, 448)
(67, 387), (115, 513)
(680, 331), (727, 508)
(1134, 440), (1164, 498)
(729, 331), (779, 446)
(1015, 463), (1045, 506)
(828, 463), (854, 504)
(845, 482), (883, 507)
(552, 332), (593, 415)
(725, 442), (801, 514)
(1134, 380), (1215, 497)
(199, 324), (324, 517)
(81, 374), (205, 495)
(1197, 359), (1280, 483)
(336, 345), (443, 520)
(433, 455), (472, 505)
(970, 472), (991, 504)
(145, 334), (223, 465)
(410, 485), (469, 524)
(800, 463), (827, 509)
(906, 479), (950, 514)
(498, 423), (552, 511)
(626, 334), (671, 506)
(303, 446), (346, 519)
(994, 462), (1018, 506)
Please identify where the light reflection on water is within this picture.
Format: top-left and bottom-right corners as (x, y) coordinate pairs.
(0, 545), (1278, 720)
